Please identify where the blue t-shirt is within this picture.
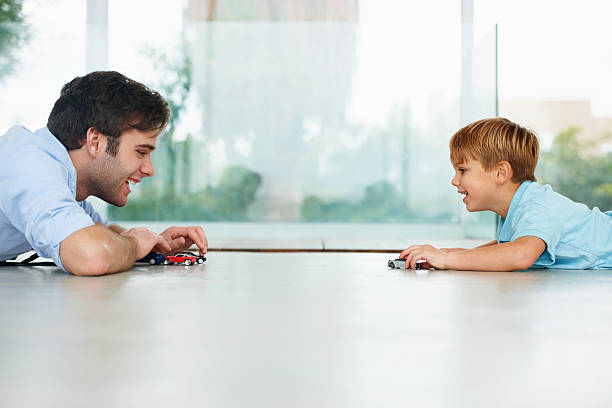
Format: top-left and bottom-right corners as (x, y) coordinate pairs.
(497, 181), (612, 269)
(0, 126), (109, 271)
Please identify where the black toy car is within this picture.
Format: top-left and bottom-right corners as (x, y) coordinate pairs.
(137, 252), (166, 265)
(387, 258), (423, 269)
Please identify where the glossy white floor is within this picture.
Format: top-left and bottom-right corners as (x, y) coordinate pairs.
(1, 252), (612, 408)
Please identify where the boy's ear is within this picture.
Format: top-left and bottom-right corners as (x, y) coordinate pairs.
(495, 161), (513, 184)
(85, 127), (107, 158)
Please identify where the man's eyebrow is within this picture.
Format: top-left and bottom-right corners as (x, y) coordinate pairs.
(136, 144), (156, 151)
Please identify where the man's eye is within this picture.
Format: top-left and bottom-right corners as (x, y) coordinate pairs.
(137, 151), (146, 156)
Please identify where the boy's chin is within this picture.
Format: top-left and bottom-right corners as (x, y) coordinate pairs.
(464, 204), (477, 212)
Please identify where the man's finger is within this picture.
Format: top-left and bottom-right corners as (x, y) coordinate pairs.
(168, 236), (186, 250)
(156, 235), (172, 252)
(187, 228), (207, 252)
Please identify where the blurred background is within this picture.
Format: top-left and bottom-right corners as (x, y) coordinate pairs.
(1, 0), (610, 244)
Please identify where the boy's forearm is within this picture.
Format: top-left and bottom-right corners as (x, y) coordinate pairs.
(444, 237), (545, 271)
(476, 239), (499, 248)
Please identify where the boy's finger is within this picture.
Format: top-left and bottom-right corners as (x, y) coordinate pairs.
(404, 253), (413, 269)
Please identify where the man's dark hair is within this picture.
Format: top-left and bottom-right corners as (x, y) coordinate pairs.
(47, 71), (170, 155)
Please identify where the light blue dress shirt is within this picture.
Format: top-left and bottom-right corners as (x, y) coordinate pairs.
(497, 181), (612, 269)
(0, 126), (109, 271)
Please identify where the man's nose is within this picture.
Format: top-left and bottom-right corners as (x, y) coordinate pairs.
(142, 156), (154, 177)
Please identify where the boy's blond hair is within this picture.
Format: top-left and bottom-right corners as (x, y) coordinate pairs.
(449, 117), (539, 183)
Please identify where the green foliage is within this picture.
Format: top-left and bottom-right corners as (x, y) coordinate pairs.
(109, 165), (262, 221)
(108, 46), (263, 221)
(301, 180), (452, 222)
(0, 0), (29, 83)
(143, 47), (193, 196)
(537, 127), (612, 210)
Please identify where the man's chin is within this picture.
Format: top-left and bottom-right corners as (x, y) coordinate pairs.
(114, 196), (129, 207)
(98, 195), (128, 207)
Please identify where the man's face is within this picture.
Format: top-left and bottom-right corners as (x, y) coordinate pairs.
(450, 158), (498, 212)
(87, 128), (158, 206)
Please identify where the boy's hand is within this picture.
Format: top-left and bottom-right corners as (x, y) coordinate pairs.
(399, 244), (448, 270)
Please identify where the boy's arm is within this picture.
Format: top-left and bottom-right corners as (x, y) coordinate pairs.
(60, 224), (171, 276)
(400, 236), (546, 271)
(438, 239), (498, 253)
(475, 239), (499, 248)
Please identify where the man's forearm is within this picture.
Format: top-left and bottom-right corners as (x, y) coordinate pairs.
(108, 223), (126, 234)
(60, 224), (138, 276)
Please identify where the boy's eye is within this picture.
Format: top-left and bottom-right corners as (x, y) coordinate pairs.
(458, 168), (466, 174)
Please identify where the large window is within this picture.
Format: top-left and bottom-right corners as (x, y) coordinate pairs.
(102, 0), (494, 239)
(3, 1), (609, 244)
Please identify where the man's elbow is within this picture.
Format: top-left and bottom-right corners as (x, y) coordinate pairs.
(68, 260), (111, 276)
(62, 244), (113, 276)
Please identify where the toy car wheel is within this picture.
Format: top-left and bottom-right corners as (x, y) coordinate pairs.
(164, 259), (171, 265)
(197, 258), (204, 264)
(149, 258), (157, 265)
(184, 259), (192, 266)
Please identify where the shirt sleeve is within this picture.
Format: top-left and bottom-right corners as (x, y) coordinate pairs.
(79, 200), (110, 227)
(0, 152), (95, 272)
(510, 201), (562, 266)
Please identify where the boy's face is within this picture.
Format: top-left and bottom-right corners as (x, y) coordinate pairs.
(451, 159), (498, 213)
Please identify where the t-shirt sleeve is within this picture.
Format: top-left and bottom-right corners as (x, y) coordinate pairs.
(0, 152), (95, 272)
(510, 202), (562, 266)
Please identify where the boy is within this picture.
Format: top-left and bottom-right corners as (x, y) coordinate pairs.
(399, 118), (612, 271)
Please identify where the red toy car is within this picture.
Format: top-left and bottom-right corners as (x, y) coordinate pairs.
(163, 252), (197, 265)
(162, 251), (205, 266)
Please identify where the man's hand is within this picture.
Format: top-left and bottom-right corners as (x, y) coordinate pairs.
(399, 244), (448, 270)
(120, 227), (171, 260)
(158, 226), (208, 256)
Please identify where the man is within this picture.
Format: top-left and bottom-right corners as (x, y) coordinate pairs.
(0, 71), (208, 276)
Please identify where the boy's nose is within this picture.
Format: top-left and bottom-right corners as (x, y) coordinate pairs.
(451, 174), (459, 186)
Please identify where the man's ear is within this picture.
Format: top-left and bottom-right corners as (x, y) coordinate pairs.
(495, 161), (514, 184)
(85, 127), (107, 158)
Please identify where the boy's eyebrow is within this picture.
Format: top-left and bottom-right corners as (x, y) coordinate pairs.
(135, 143), (156, 151)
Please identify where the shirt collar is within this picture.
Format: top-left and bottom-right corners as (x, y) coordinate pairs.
(34, 127), (78, 197)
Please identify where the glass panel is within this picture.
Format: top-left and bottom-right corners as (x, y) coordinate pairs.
(1, 0), (499, 243)
(0, 0), (86, 132)
(106, 0), (498, 241)
(475, 0), (612, 212)
(460, 24), (499, 239)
